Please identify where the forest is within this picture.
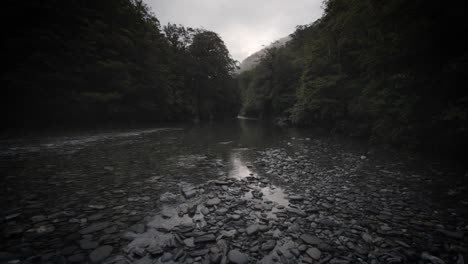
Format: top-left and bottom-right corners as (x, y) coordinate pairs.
(3, 0), (239, 127)
(237, 0), (468, 154)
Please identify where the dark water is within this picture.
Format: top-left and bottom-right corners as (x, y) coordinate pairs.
(0, 119), (466, 262)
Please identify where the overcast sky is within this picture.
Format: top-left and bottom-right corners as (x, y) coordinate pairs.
(144, 0), (324, 62)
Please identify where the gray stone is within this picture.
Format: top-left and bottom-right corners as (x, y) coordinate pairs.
(194, 233), (216, 243)
(89, 245), (113, 263)
(80, 222), (110, 234)
(306, 247), (321, 260)
(286, 207), (306, 216)
(206, 197), (221, 206)
(246, 224), (259, 235)
(300, 234), (322, 245)
(228, 250), (249, 264)
(261, 240), (276, 251)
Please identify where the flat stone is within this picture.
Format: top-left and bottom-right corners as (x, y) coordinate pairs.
(206, 197), (221, 206)
(184, 237), (195, 247)
(160, 252), (173, 262)
(5, 213), (21, 220)
(31, 215), (47, 222)
(306, 247), (321, 260)
(216, 208), (228, 215)
(89, 245), (113, 263)
(80, 222), (110, 234)
(182, 188), (197, 199)
(228, 250), (249, 264)
(261, 240), (276, 251)
(194, 233), (216, 243)
(246, 224), (259, 235)
(286, 207), (306, 216)
(289, 195), (304, 201)
(300, 234), (322, 245)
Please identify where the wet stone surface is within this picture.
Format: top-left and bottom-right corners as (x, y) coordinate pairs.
(1, 122), (468, 263)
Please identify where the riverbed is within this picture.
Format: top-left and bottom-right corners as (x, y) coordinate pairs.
(0, 119), (466, 263)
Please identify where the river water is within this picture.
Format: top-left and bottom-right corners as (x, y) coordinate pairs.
(0, 119), (466, 263)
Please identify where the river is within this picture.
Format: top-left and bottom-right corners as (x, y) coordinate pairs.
(0, 119), (466, 263)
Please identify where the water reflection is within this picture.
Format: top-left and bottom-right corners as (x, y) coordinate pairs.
(228, 150), (253, 179)
(261, 186), (289, 207)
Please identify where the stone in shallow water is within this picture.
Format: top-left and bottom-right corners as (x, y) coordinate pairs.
(286, 207), (306, 216)
(261, 240), (276, 251)
(306, 247), (321, 260)
(289, 195), (304, 201)
(89, 245), (113, 263)
(216, 208), (228, 215)
(206, 197), (221, 206)
(31, 215), (47, 222)
(194, 233), (216, 243)
(228, 250), (249, 264)
(182, 188), (197, 199)
(80, 222), (110, 234)
(246, 224), (259, 236)
(300, 234), (322, 245)
(160, 252), (173, 262)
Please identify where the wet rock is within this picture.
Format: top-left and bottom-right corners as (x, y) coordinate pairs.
(261, 240), (276, 251)
(80, 222), (110, 234)
(194, 233), (216, 243)
(31, 215), (47, 222)
(36, 224), (55, 234)
(159, 192), (178, 203)
(246, 224), (259, 235)
(160, 252), (173, 262)
(184, 237), (195, 247)
(206, 197), (221, 206)
(5, 213), (21, 220)
(216, 208), (228, 215)
(228, 249), (249, 264)
(306, 247), (321, 260)
(300, 234), (322, 246)
(90, 245), (113, 263)
(286, 207), (306, 216)
(289, 195), (304, 201)
(181, 187), (197, 199)
(361, 233), (373, 243)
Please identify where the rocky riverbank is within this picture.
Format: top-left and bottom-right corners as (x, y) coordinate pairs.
(1, 127), (467, 264)
(111, 141), (467, 264)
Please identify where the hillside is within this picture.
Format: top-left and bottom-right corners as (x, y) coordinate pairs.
(237, 36), (291, 73)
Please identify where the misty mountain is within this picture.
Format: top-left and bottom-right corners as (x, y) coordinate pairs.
(237, 35), (291, 73)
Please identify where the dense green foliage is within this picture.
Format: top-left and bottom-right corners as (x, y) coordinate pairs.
(238, 0), (468, 152)
(3, 0), (239, 127)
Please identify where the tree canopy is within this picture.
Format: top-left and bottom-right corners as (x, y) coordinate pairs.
(3, 0), (239, 127)
(237, 0), (468, 154)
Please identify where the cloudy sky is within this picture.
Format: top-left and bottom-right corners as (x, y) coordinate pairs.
(144, 0), (324, 62)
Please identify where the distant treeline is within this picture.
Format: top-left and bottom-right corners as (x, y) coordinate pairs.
(3, 0), (239, 127)
(237, 0), (468, 153)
